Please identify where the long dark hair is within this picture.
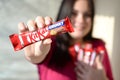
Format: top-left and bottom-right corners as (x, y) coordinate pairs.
(49, 0), (95, 68)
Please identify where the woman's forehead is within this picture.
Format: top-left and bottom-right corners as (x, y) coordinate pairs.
(73, 0), (91, 12)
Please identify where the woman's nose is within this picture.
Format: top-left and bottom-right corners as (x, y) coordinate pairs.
(75, 14), (85, 25)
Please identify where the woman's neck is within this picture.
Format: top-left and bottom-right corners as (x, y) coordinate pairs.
(73, 38), (84, 44)
(73, 39), (89, 48)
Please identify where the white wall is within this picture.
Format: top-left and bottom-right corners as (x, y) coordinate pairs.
(93, 0), (120, 80)
(0, 0), (62, 80)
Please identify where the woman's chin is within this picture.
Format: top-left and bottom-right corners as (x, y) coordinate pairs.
(72, 35), (83, 39)
(69, 32), (84, 39)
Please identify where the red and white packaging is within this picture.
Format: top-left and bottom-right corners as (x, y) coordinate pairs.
(83, 43), (93, 64)
(9, 17), (74, 51)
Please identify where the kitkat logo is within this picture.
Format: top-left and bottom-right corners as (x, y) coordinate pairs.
(26, 28), (49, 43)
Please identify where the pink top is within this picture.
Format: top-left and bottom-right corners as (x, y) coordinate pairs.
(37, 39), (114, 80)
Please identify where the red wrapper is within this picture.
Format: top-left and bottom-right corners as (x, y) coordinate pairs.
(96, 46), (105, 54)
(9, 17), (74, 51)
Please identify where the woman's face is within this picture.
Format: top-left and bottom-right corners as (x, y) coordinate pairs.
(69, 0), (92, 41)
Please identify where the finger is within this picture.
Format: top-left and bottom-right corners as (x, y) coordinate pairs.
(78, 61), (88, 69)
(24, 44), (35, 57)
(35, 16), (45, 28)
(95, 55), (100, 63)
(75, 62), (86, 74)
(95, 55), (103, 69)
(78, 61), (90, 73)
(43, 38), (52, 45)
(44, 16), (53, 25)
(99, 53), (104, 62)
(75, 69), (84, 80)
(34, 40), (51, 56)
(18, 22), (28, 33)
(75, 67), (84, 74)
(27, 20), (37, 31)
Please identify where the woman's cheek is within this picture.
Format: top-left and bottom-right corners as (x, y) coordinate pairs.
(69, 30), (84, 39)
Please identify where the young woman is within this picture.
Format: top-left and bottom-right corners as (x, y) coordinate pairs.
(18, 0), (113, 80)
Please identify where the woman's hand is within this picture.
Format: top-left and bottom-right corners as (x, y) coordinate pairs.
(75, 55), (108, 80)
(75, 61), (94, 80)
(18, 16), (53, 64)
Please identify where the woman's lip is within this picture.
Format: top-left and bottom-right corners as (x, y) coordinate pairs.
(74, 26), (85, 30)
(74, 28), (84, 32)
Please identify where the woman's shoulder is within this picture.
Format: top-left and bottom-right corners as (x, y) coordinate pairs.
(91, 38), (105, 47)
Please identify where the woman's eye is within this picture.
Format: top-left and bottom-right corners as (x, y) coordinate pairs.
(71, 11), (77, 16)
(84, 13), (92, 18)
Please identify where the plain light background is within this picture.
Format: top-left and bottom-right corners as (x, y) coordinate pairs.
(0, 0), (120, 80)
(0, 0), (62, 80)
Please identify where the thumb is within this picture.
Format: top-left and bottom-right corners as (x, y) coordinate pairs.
(95, 55), (103, 69)
(34, 38), (52, 56)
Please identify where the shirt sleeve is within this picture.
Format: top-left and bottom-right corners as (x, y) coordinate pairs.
(102, 47), (114, 80)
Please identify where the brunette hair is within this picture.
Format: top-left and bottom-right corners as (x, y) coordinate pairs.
(49, 0), (95, 68)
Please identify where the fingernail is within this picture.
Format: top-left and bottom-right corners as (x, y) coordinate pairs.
(30, 26), (35, 31)
(45, 20), (51, 25)
(38, 23), (44, 28)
